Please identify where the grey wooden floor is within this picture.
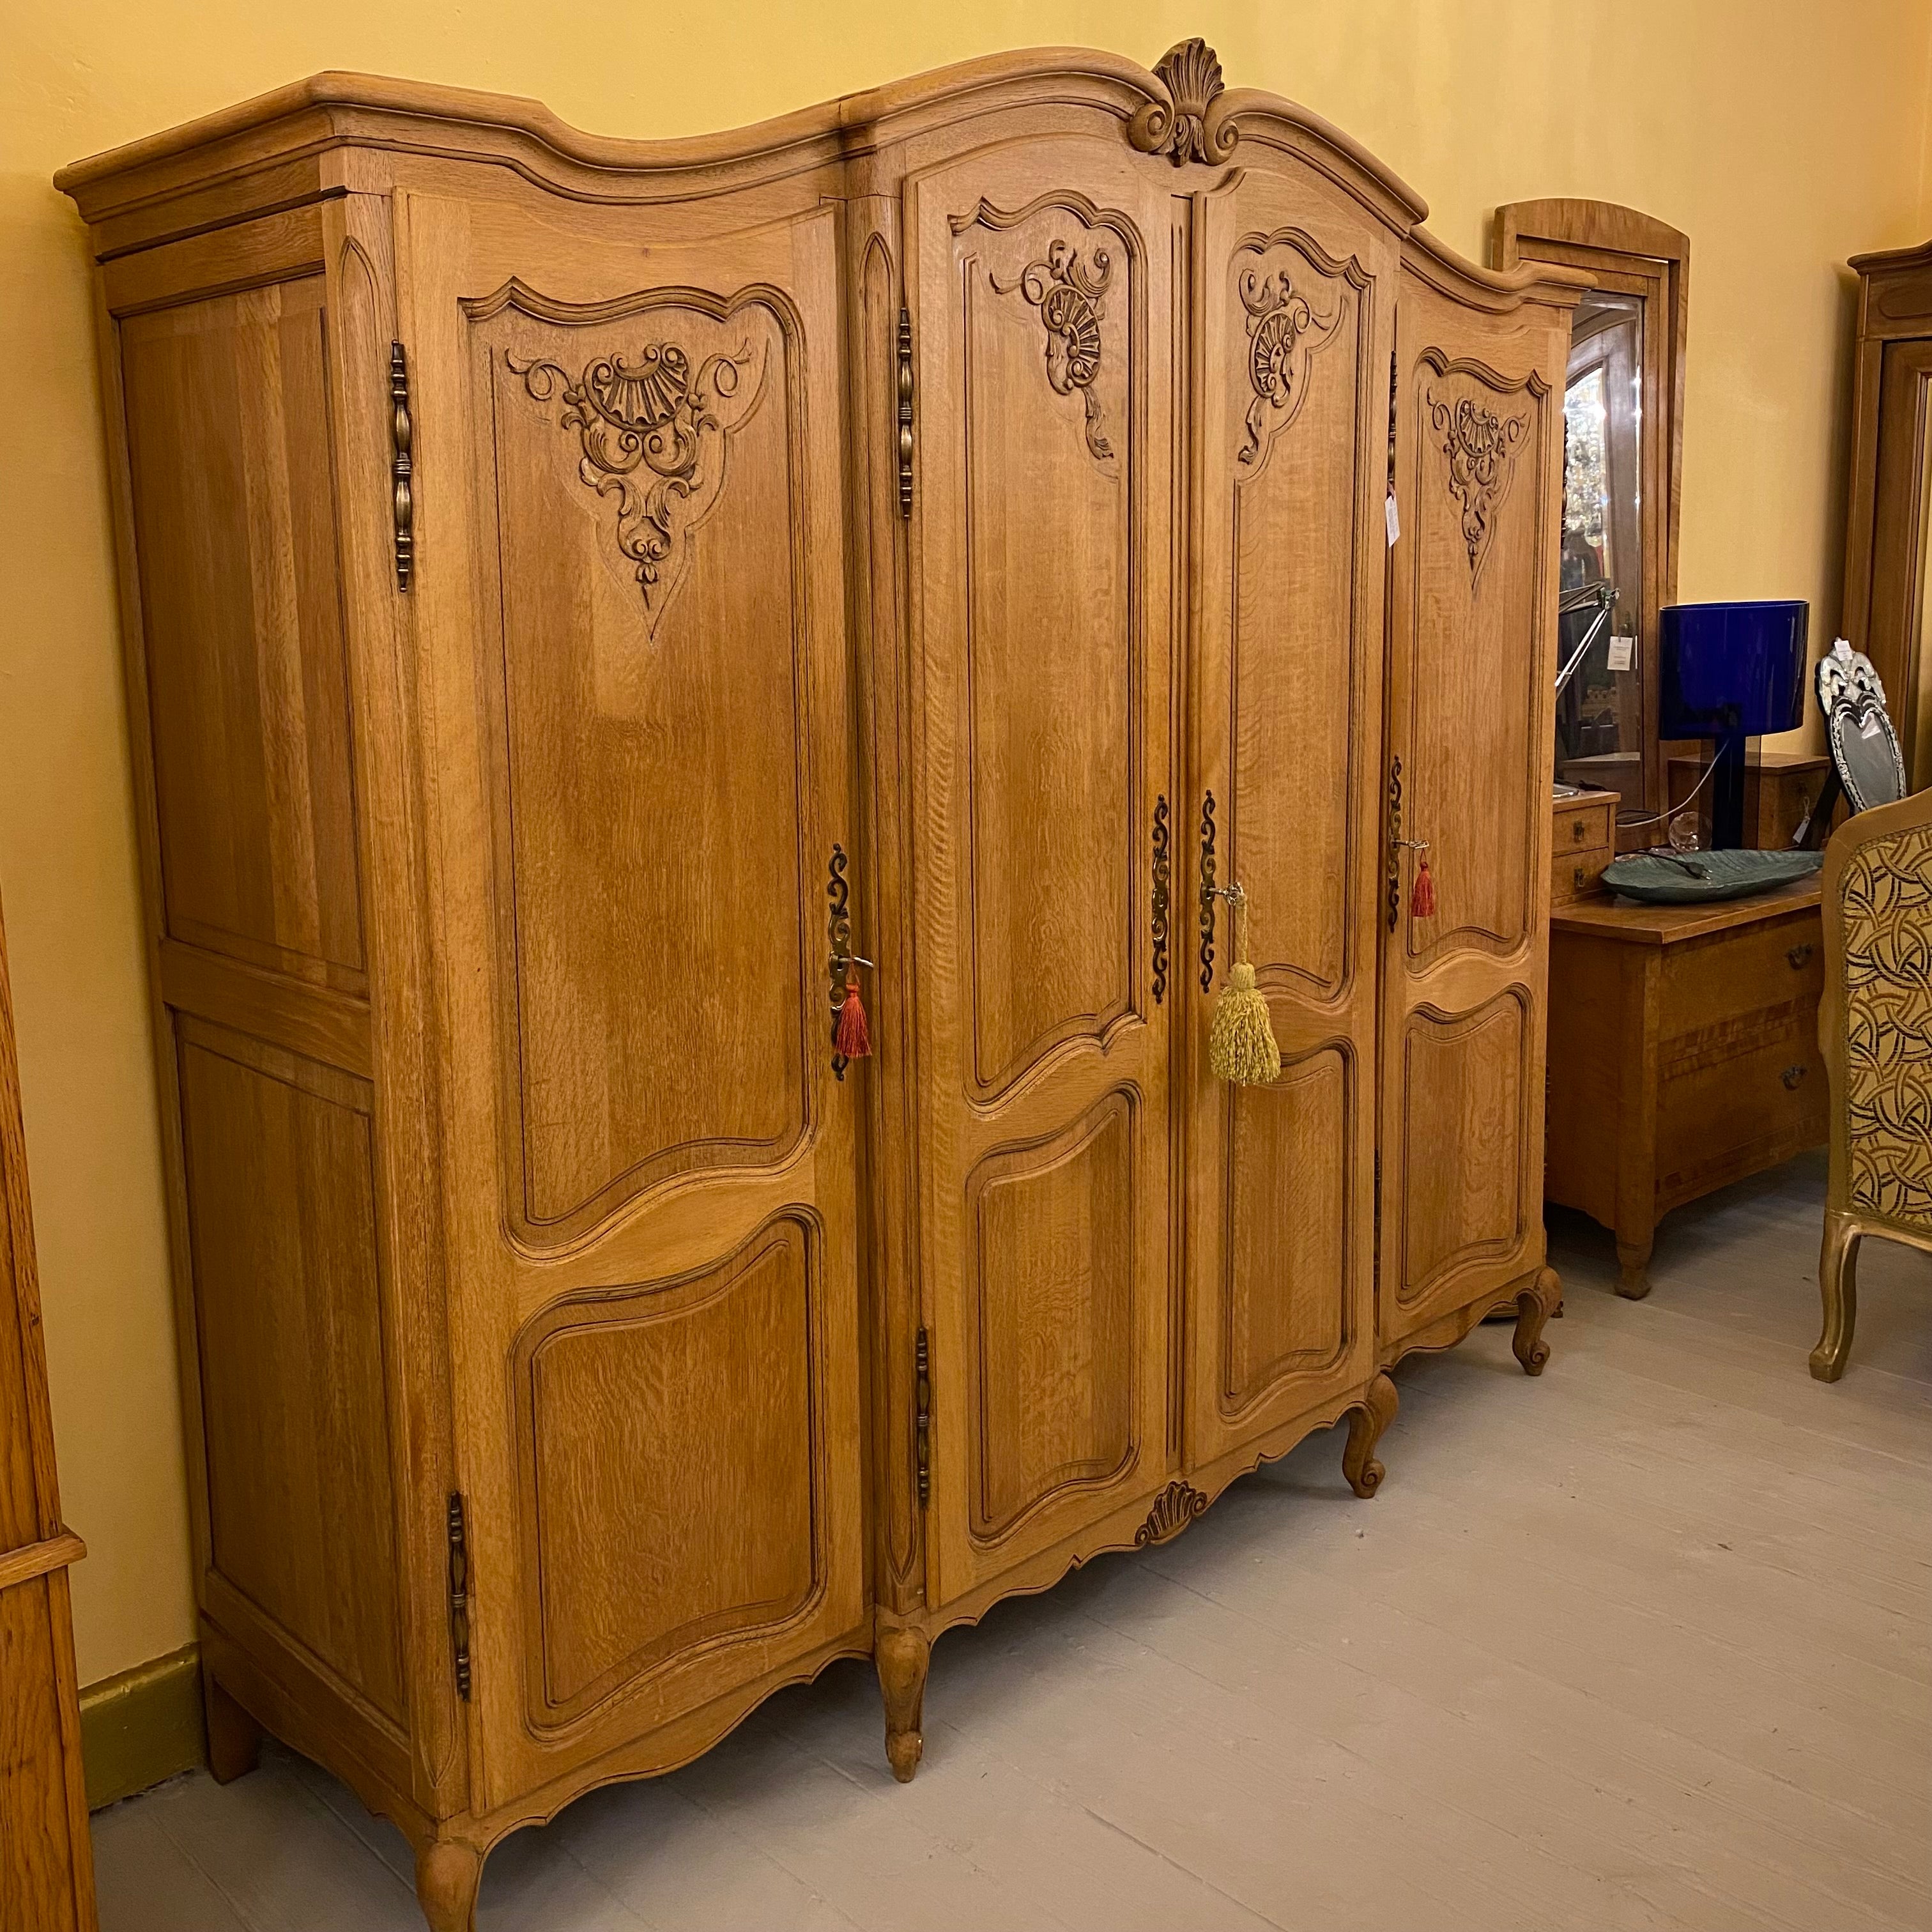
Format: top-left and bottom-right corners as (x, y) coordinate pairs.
(91, 1149), (1932, 1931)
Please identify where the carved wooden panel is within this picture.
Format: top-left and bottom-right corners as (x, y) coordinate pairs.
(1220, 1048), (1351, 1415)
(1183, 171), (1392, 1472)
(910, 142), (1176, 1611)
(965, 1092), (1137, 1543)
(468, 286), (809, 1239)
(512, 1216), (824, 1729)
(1378, 248), (1567, 1356)
(954, 194), (1137, 1096)
(120, 281), (365, 991)
(176, 1020), (404, 1724)
(1404, 353), (1547, 963)
(1225, 229), (1365, 998)
(1396, 994), (1529, 1304)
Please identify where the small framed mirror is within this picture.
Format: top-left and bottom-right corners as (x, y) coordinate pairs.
(1495, 201), (1690, 847)
(1819, 639), (1909, 811)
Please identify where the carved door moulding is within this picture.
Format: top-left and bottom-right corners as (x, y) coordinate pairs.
(992, 238), (1117, 464)
(471, 279), (782, 642)
(1230, 231), (1363, 472)
(1427, 387), (1528, 582)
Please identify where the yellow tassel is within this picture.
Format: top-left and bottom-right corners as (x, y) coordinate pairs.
(1210, 962), (1279, 1085)
(1209, 886), (1278, 1085)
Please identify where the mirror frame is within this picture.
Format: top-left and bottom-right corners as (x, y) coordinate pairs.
(1494, 199), (1690, 845)
(1819, 639), (1909, 812)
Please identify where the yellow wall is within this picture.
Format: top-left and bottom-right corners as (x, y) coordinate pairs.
(3, 0), (1929, 1687)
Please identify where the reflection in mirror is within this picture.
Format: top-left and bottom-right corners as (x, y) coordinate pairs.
(1839, 716), (1906, 810)
(1556, 291), (1645, 810)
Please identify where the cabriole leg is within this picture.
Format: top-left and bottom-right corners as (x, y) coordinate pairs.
(1811, 1211), (1860, 1383)
(875, 1624), (931, 1783)
(1514, 1267), (1561, 1376)
(1342, 1371), (1399, 1498)
(202, 1671), (263, 1785)
(415, 1839), (482, 1932)
(1614, 1234), (1653, 1300)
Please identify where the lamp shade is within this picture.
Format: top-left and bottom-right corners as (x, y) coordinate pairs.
(1658, 600), (1808, 740)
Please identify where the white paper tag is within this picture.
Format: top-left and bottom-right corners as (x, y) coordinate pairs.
(1384, 491), (1400, 547)
(1859, 712), (1883, 739)
(1606, 636), (1635, 672)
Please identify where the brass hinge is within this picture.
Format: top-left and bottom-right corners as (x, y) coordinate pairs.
(914, 1325), (931, 1506)
(446, 1491), (471, 1701)
(896, 307), (914, 518)
(390, 342), (414, 592)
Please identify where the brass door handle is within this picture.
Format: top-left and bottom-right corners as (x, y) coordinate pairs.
(1786, 942), (1813, 969)
(1151, 795), (1170, 1004)
(1781, 1064), (1807, 1090)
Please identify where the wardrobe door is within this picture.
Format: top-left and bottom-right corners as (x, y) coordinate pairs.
(1379, 261), (1565, 1349)
(1182, 167), (1397, 1471)
(905, 137), (1179, 1606)
(400, 185), (865, 1807)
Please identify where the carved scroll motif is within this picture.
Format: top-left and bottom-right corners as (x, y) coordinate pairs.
(1427, 388), (1527, 581)
(993, 240), (1115, 466)
(507, 335), (767, 639)
(1238, 267), (1340, 468)
(1128, 38), (1239, 167)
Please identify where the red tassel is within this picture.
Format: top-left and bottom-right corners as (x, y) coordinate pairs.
(834, 975), (872, 1061)
(1409, 856), (1437, 919)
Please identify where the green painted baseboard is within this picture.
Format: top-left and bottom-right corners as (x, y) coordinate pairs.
(79, 1643), (206, 1809)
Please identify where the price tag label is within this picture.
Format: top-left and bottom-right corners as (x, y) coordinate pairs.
(1384, 491), (1400, 548)
(1606, 636), (1634, 672)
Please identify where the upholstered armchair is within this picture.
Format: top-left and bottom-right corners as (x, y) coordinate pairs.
(1812, 784), (1932, 1379)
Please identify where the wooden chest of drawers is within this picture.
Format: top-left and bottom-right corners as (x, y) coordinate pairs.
(1550, 788), (1619, 904)
(1545, 878), (1827, 1296)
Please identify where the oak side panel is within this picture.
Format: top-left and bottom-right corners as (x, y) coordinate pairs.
(119, 279), (366, 993)
(176, 1018), (406, 1726)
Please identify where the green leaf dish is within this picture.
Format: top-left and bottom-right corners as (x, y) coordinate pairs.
(1600, 848), (1824, 905)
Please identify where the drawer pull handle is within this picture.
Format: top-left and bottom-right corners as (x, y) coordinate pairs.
(1573, 866), (1585, 887)
(1781, 1064), (1807, 1090)
(1786, 942), (1813, 970)
(1572, 820), (1587, 842)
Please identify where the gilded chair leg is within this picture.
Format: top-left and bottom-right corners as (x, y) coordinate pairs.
(1342, 1372), (1399, 1498)
(875, 1625), (931, 1783)
(203, 1671), (263, 1784)
(415, 1839), (483, 1932)
(1513, 1267), (1561, 1376)
(1811, 1212), (1860, 1383)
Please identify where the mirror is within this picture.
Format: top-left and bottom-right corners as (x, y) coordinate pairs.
(1819, 640), (1910, 812)
(1556, 291), (1646, 809)
(1495, 201), (1689, 846)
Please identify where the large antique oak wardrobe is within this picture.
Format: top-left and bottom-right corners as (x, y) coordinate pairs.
(60, 40), (1579, 1931)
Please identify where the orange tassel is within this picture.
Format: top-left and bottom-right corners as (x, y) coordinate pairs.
(1409, 857), (1437, 919)
(834, 975), (871, 1061)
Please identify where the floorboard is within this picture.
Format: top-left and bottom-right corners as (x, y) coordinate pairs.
(87, 1150), (1932, 1931)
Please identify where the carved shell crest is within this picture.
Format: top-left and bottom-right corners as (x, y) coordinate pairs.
(1128, 37), (1239, 167)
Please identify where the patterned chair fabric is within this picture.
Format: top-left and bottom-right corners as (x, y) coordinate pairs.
(1839, 818), (1932, 1224)
(1813, 785), (1932, 1380)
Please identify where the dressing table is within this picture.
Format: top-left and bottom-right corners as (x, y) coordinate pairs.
(1545, 881), (1827, 1296)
